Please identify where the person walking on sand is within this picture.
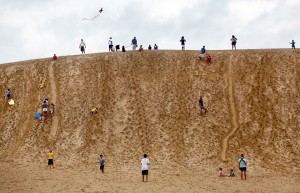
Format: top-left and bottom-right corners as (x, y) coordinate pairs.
(180, 36), (186, 50)
(290, 40), (296, 49)
(108, 37), (113, 52)
(47, 150), (54, 169)
(199, 96), (207, 115)
(231, 35), (237, 50)
(99, 154), (105, 173)
(141, 154), (149, 182)
(5, 89), (11, 100)
(238, 154), (247, 180)
(79, 39), (86, 54)
(132, 37), (138, 50)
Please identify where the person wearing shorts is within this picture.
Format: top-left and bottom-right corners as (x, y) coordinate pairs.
(231, 35), (237, 50)
(238, 154), (247, 180)
(99, 154), (105, 173)
(141, 154), (149, 182)
(42, 101), (48, 117)
(79, 39), (86, 54)
(180, 36), (186, 50)
(200, 46), (206, 60)
(108, 37), (113, 52)
(47, 150), (54, 168)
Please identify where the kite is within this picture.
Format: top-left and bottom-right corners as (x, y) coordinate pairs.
(82, 8), (103, 20)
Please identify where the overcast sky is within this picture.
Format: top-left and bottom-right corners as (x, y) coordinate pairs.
(0, 0), (299, 64)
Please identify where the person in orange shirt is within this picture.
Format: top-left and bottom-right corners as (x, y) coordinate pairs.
(47, 150), (54, 168)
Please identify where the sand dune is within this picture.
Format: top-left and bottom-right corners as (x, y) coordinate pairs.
(0, 49), (299, 192)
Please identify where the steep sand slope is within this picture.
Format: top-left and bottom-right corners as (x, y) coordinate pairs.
(0, 49), (299, 174)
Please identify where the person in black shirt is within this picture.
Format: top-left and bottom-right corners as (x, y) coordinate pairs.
(199, 96), (207, 115)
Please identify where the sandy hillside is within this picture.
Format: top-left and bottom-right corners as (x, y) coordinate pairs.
(0, 49), (299, 193)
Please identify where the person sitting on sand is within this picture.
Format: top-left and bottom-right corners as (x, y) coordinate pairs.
(148, 45), (152, 50)
(91, 108), (98, 114)
(206, 55), (212, 64)
(218, 168), (225, 177)
(154, 44), (158, 50)
(139, 45), (144, 51)
(229, 168), (235, 177)
(53, 54), (58, 60)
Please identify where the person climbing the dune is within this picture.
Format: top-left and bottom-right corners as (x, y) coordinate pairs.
(42, 99), (48, 117)
(5, 88), (11, 100)
(180, 36), (186, 50)
(99, 154), (105, 173)
(47, 150), (54, 169)
(238, 154), (247, 180)
(199, 96), (207, 115)
(52, 54), (57, 60)
(50, 103), (55, 116)
(79, 39), (86, 54)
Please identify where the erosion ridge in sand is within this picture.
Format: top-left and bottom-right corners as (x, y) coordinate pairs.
(0, 49), (299, 192)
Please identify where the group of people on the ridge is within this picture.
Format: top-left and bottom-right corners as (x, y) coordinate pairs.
(49, 34), (296, 60)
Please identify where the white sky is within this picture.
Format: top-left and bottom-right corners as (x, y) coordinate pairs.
(0, 0), (299, 64)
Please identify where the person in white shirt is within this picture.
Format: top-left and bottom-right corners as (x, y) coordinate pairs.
(238, 154), (247, 180)
(108, 37), (113, 52)
(79, 39), (86, 54)
(141, 154), (149, 182)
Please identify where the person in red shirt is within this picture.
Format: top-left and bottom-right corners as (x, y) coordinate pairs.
(206, 55), (212, 64)
(53, 54), (58, 61)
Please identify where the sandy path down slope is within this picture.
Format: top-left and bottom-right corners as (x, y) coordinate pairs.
(221, 54), (239, 161)
(48, 61), (58, 138)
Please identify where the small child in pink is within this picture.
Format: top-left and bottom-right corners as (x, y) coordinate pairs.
(218, 168), (225, 177)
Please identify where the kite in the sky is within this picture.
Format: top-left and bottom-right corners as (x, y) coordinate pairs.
(82, 8), (103, 20)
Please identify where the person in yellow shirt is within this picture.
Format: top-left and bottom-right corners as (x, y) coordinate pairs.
(47, 150), (54, 168)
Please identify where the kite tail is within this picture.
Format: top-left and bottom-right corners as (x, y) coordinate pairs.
(82, 13), (100, 21)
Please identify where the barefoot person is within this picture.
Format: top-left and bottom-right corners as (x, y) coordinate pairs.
(99, 154), (105, 173)
(141, 154), (149, 182)
(218, 167), (225, 177)
(289, 40), (296, 49)
(238, 154), (247, 180)
(47, 150), (54, 169)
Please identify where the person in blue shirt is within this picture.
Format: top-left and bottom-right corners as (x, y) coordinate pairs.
(6, 89), (11, 99)
(238, 154), (247, 180)
(154, 44), (158, 50)
(132, 37), (138, 50)
(199, 46), (206, 60)
(289, 40), (296, 49)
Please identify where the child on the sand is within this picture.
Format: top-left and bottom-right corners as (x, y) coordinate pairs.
(206, 55), (212, 64)
(218, 168), (225, 177)
(199, 96), (207, 115)
(99, 154), (105, 173)
(229, 168), (235, 177)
